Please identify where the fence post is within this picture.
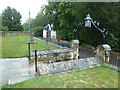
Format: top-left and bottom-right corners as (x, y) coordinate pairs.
(35, 50), (37, 73)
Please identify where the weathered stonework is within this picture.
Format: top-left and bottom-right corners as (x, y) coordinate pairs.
(95, 44), (111, 63)
(37, 57), (101, 76)
(30, 40), (80, 64)
(30, 48), (74, 64)
(71, 40), (79, 60)
(0, 31), (29, 36)
(28, 40), (109, 76)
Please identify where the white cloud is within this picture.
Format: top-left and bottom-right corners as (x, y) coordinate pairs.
(0, 0), (48, 24)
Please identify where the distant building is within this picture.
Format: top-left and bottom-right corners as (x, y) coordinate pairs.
(43, 24), (56, 42)
(43, 29), (56, 39)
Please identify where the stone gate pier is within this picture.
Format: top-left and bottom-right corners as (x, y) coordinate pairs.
(95, 44), (111, 63)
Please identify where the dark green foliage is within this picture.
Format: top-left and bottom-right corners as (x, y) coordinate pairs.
(107, 33), (120, 51)
(22, 21), (29, 31)
(2, 6), (23, 31)
(33, 26), (44, 37)
(44, 2), (120, 51)
(2, 26), (9, 31)
(22, 12), (48, 37)
(32, 13), (48, 27)
(22, 19), (33, 31)
(31, 13), (48, 37)
(1, 26), (9, 36)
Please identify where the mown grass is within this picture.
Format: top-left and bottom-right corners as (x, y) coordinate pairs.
(2, 66), (119, 88)
(2, 36), (58, 58)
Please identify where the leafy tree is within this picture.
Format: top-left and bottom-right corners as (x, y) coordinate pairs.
(107, 33), (119, 51)
(33, 26), (44, 37)
(2, 26), (9, 36)
(23, 11), (47, 37)
(22, 18), (34, 31)
(2, 6), (23, 31)
(44, 2), (75, 40)
(44, 2), (120, 51)
(2, 26), (9, 31)
(22, 22), (29, 31)
(32, 12), (48, 27)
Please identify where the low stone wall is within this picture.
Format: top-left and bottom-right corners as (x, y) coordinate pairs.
(30, 40), (80, 64)
(30, 48), (74, 64)
(38, 57), (101, 75)
(0, 31), (29, 36)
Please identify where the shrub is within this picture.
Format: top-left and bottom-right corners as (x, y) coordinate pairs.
(33, 26), (43, 37)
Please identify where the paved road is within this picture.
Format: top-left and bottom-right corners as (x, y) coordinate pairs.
(79, 48), (95, 58)
(0, 58), (35, 86)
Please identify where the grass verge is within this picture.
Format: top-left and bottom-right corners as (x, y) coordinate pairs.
(2, 66), (119, 88)
(2, 36), (58, 58)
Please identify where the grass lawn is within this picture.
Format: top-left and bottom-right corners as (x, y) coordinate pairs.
(2, 66), (119, 88)
(2, 36), (58, 58)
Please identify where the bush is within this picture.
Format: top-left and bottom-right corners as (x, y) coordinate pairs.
(107, 33), (120, 52)
(33, 26), (43, 37)
(2, 26), (9, 36)
(2, 26), (9, 31)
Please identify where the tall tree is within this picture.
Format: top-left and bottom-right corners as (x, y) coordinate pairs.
(2, 6), (23, 31)
(44, 2), (120, 51)
(22, 18), (34, 31)
(32, 12), (48, 27)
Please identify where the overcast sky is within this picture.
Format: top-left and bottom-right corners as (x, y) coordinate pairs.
(0, 0), (48, 24)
